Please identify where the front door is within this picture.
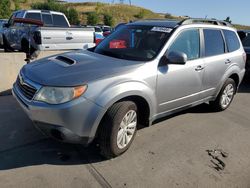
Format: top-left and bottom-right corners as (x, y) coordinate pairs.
(157, 28), (204, 114)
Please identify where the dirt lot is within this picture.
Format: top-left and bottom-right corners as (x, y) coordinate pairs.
(0, 78), (249, 188)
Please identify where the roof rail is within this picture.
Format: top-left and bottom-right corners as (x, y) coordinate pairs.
(179, 18), (232, 27)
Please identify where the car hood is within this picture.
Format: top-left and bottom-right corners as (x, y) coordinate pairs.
(22, 50), (145, 86)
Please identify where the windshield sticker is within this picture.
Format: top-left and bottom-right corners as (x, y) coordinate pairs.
(151, 27), (173, 33)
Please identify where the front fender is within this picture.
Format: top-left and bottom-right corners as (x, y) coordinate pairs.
(96, 81), (156, 114)
(88, 81), (157, 139)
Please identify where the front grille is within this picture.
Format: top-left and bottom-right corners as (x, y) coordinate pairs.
(16, 77), (37, 100)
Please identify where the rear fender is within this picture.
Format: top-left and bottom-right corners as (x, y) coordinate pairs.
(214, 65), (244, 98)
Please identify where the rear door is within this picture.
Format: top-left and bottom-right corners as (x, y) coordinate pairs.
(200, 29), (238, 98)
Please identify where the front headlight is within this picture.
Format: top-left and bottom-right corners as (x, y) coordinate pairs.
(34, 85), (87, 104)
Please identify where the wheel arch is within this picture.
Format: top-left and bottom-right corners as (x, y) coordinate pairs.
(93, 94), (152, 140)
(214, 66), (242, 98)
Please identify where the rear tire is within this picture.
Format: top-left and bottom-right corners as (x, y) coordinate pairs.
(99, 101), (138, 159)
(210, 78), (236, 111)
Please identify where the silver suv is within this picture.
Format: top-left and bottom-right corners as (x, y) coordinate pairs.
(13, 19), (246, 158)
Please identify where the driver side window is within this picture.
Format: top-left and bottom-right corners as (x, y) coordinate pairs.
(168, 29), (200, 61)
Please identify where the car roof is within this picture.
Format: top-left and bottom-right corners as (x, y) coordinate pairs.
(128, 18), (233, 29)
(14, 10), (65, 15)
(128, 20), (180, 28)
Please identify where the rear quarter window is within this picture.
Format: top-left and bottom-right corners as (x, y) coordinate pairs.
(52, 14), (69, 27)
(223, 30), (241, 52)
(203, 29), (225, 57)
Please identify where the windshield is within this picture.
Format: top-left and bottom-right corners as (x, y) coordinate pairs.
(242, 34), (250, 47)
(93, 25), (172, 61)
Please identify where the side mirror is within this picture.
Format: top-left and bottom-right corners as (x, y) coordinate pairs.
(166, 51), (187, 65)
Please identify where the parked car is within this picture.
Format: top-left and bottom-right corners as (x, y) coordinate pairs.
(95, 33), (104, 45)
(96, 25), (112, 37)
(85, 25), (103, 36)
(238, 30), (250, 76)
(103, 31), (111, 37)
(2, 10), (95, 55)
(13, 18), (246, 159)
(0, 19), (8, 48)
(97, 24), (112, 32)
(0, 19), (7, 28)
(94, 26), (103, 36)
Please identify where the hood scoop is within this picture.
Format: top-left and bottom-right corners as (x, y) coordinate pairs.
(53, 55), (76, 67)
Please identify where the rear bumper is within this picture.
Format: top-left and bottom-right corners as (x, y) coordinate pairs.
(12, 82), (105, 145)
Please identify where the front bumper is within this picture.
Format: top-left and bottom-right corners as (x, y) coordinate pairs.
(12, 81), (105, 145)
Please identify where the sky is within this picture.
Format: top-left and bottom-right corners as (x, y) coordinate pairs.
(67, 0), (250, 25)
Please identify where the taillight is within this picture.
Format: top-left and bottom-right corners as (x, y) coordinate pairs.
(33, 31), (41, 45)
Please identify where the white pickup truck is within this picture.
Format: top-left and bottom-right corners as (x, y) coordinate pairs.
(1, 10), (95, 54)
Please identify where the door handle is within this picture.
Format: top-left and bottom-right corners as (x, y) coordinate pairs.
(225, 59), (231, 64)
(195, 65), (204, 71)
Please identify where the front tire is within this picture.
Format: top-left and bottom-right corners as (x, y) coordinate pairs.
(210, 78), (236, 111)
(99, 101), (138, 159)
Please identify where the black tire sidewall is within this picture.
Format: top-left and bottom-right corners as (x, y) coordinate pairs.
(110, 102), (138, 156)
(218, 78), (236, 110)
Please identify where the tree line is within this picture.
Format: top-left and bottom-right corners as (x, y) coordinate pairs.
(0, 0), (114, 26)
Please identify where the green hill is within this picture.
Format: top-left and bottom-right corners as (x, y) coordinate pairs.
(9, 0), (250, 29)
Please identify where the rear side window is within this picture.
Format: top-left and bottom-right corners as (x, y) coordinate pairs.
(204, 29), (225, 57)
(52, 14), (69, 27)
(223, 30), (240, 52)
(168, 29), (200, 60)
(25, 13), (42, 21)
(42, 14), (53, 26)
